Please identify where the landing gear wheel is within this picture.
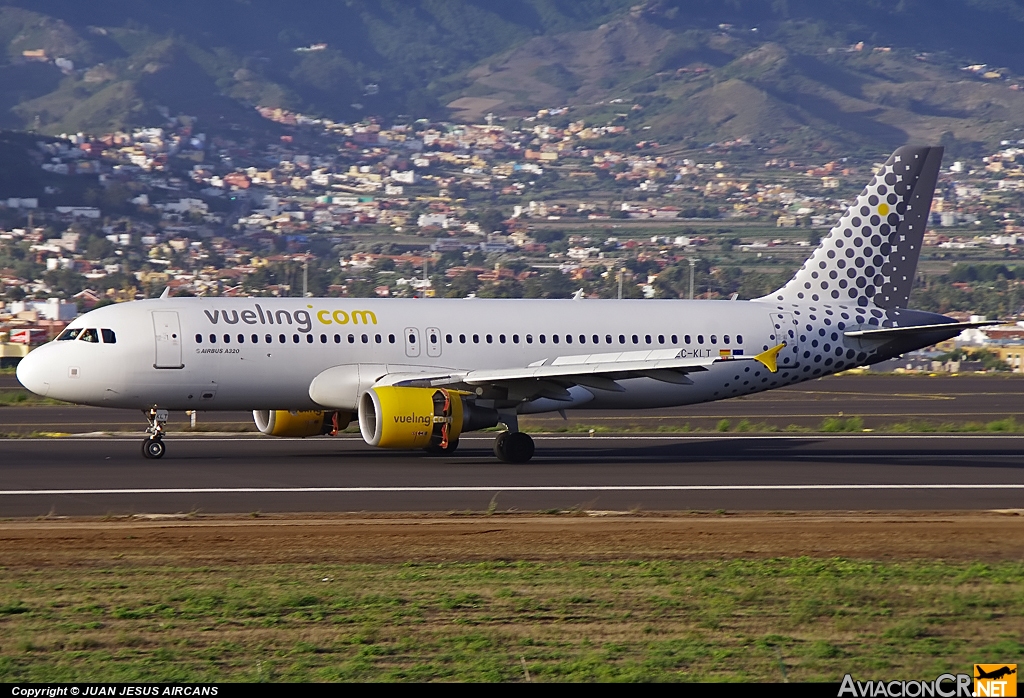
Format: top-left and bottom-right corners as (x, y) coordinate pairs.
(142, 437), (165, 459)
(141, 407), (169, 460)
(493, 431), (535, 463)
(423, 438), (459, 456)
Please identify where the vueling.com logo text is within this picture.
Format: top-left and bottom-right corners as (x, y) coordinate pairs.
(203, 304), (377, 334)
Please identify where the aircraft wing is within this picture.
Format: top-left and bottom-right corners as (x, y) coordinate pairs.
(376, 344), (785, 399)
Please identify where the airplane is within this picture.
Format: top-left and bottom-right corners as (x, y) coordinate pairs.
(976, 666), (1017, 681)
(16, 145), (997, 462)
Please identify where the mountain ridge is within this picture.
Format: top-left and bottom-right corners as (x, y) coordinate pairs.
(1, 0), (1023, 153)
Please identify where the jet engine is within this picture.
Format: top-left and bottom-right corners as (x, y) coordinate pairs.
(253, 410), (351, 437)
(358, 386), (499, 450)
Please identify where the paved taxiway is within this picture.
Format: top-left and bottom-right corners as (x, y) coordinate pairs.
(1, 434), (1022, 516)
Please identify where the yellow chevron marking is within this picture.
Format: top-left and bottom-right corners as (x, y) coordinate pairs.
(754, 342), (787, 373)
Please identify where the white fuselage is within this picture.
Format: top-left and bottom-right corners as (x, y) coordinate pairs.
(16, 295), (859, 414)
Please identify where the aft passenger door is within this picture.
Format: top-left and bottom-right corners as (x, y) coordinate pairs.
(426, 327), (442, 358)
(152, 311), (184, 369)
(404, 327), (421, 358)
(768, 311), (799, 368)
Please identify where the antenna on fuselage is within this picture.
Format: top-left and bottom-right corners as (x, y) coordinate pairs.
(159, 286), (170, 300)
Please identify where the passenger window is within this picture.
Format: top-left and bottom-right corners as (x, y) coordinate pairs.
(671, 334), (678, 344)
(362, 334), (369, 343)
(334, 334), (341, 343)
(473, 334), (479, 344)
(293, 334), (300, 343)
(101, 329), (116, 344)
(552, 335), (559, 344)
(632, 335), (639, 344)
(539, 335), (546, 344)
(565, 335), (572, 344)
(606, 335), (612, 344)
(57, 328), (82, 341)
(724, 335), (730, 344)
(375, 334), (382, 343)
(486, 334), (492, 344)
(348, 334), (355, 343)
(306, 335), (313, 344)
(499, 334), (506, 344)
(697, 335), (704, 343)
(460, 334), (466, 343)
(618, 335), (625, 344)
(446, 334), (453, 344)
(224, 334), (231, 343)
(320, 334), (327, 343)
(429, 332), (437, 344)
(737, 334), (743, 344)
(513, 334), (520, 343)
(279, 334), (286, 343)
(684, 335), (691, 344)
(252, 334), (259, 343)
(658, 335), (665, 344)
(389, 334), (396, 344)
(711, 335), (717, 344)
(195, 333), (202, 343)
(209, 334), (217, 343)
(645, 335), (652, 344)
(592, 335), (599, 344)
(80, 329), (99, 343)
(237, 334), (245, 344)
(266, 334), (273, 343)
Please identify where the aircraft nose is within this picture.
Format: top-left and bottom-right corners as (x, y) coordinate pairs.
(16, 347), (51, 397)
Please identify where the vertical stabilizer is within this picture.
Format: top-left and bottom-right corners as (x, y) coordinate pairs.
(762, 146), (943, 309)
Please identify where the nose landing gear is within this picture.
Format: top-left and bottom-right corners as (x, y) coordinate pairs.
(142, 408), (168, 459)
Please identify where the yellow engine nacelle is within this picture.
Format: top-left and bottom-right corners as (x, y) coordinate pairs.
(253, 410), (351, 437)
(358, 386), (464, 449)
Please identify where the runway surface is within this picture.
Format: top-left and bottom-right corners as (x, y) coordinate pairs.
(1, 434), (1022, 516)
(2, 374), (1022, 434)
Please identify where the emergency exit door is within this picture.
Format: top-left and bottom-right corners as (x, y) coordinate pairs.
(426, 327), (442, 357)
(404, 327), (421, 358)
(768, 311), (799, 368)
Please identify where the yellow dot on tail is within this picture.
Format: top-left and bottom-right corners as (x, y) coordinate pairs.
(878, 203), (890, 215)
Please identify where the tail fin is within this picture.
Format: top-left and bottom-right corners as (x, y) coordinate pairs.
(762, 146), (943, 309)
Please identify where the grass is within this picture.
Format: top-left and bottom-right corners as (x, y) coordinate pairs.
(0, 558), (1019, 682)
(0, 388), (67, 407)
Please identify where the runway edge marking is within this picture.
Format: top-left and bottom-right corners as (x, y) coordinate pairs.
(2, 484), (1024, 496)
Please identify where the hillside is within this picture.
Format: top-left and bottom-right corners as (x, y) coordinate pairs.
(1, 0), (1023, 152)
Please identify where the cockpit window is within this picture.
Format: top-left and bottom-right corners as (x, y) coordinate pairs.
(56, 328), (82, 341)
(101, 329), (116, 344)
(78, 328), (99, 343)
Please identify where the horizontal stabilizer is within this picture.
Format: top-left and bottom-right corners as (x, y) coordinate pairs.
(844, 320), (1001, 340)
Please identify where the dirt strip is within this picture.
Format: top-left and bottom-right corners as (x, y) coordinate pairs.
(1, 511), (1022, 566)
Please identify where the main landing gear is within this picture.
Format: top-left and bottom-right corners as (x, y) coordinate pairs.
(493, 431), (534, 463)
(142, 408), (168, 459)
(491, 412), (534, 463)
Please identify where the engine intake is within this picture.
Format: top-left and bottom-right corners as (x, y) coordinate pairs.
(253, 410), (351, 437)
(358, 386), (498, 449)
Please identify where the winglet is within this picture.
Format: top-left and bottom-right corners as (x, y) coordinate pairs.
(159, 286), (171, 300)
(754, 342), (786, 373)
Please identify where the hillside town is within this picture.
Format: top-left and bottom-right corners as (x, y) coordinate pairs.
(2, 106), (1024, 368)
